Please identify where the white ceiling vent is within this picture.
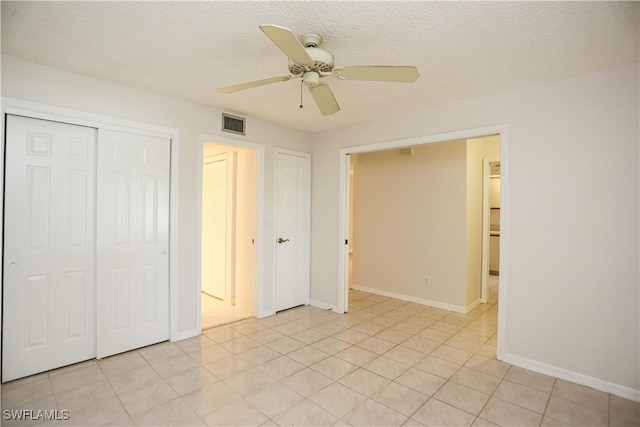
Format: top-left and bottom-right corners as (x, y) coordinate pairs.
(222, 113), (246, 135)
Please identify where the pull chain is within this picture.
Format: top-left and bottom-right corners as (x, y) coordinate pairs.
(299, 80), (304, 109)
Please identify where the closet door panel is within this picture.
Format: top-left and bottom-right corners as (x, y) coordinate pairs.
(2, 115), (97, 382)
(96, 129), (170, 358)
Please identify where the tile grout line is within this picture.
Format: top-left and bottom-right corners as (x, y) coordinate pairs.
(96, 357), (137, 426)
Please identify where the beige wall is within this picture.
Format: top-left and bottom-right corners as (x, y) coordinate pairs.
(465, 138), (484, 306)
(234, 147), (257, 307)
(352, 142), (468, 309)
(350, 136), (499, 311)
(481, 136), (500, 159)
(467, 135), (501, 304)
(311, 63), (639, 397)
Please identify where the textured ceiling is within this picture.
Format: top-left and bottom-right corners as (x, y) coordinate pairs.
(2, 1), (638, 132)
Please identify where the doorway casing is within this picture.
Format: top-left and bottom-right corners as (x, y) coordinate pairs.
(197, 133), (265, 332)
(337, 125), (508, 360)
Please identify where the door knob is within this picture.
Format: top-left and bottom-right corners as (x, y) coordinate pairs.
(277, 238), (290, 244)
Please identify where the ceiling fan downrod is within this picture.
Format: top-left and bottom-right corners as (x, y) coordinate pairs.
(301, 33), (322, 48)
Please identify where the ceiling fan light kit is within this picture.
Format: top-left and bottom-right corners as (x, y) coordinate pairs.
(217, 24), (419, 116)
(302, 71), (320, 87)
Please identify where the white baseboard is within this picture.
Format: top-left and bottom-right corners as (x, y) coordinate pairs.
(503, 352), (640, 402)
(309, 299), (339, 312)
(171, 328), (200, 342)
(257, 309), (276, 319)
(466, 299), (482, 312)
(350, 284), (467, 313)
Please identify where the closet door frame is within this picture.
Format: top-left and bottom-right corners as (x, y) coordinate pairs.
(0, 97), (182, 359)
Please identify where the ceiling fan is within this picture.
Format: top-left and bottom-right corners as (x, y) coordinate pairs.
(217, 25), (420, 116)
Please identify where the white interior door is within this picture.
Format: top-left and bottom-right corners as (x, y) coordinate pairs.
(3, 115), (97, 381)
(275, 151), (310, 311)
(96, 129), (170, 358)
(202, 154), (227, 300)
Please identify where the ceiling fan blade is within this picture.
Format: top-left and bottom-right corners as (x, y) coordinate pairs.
(335, 66), (420, 82)
(260, 24), (314, 66)
(308, 83), (340, 116)
(217, 75), (291, 94)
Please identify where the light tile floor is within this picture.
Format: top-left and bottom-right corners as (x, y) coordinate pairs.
(201, 293), (253, 330)
(2, 280), (639, 426)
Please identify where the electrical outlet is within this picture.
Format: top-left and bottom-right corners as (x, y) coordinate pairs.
(424, 277), (429, 286)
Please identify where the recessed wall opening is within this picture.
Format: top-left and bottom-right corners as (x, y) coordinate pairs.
(200, 141), (257, 329)
(339, 127), (506, 359)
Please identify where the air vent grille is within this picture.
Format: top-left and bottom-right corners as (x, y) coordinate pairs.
(222, 113), (245, 135)
(399, 147), (414, 156)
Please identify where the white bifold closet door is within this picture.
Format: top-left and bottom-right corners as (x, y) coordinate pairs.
(2, 116), (170, 382)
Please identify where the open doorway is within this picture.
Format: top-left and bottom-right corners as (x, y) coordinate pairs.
(341, 131), (504, 317)
(201, 141), (257, 329)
